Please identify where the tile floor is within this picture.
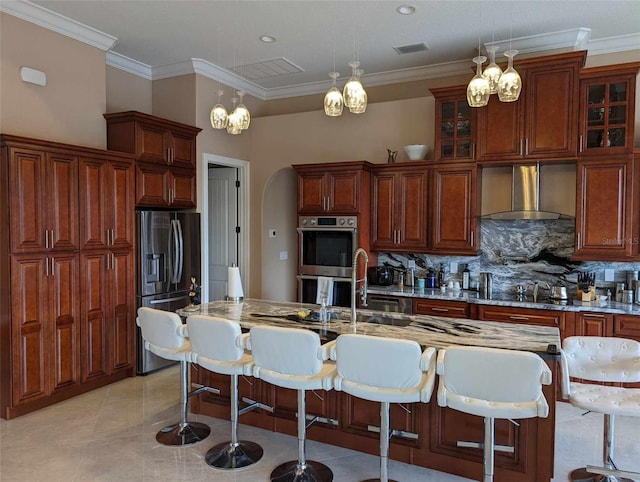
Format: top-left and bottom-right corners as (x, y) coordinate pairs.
(1, 365), (638, 481)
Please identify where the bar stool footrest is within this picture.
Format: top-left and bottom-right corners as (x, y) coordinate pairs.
(205, 440), (263, 469)
(570, 466), (635, 482)
(270, 460), (333, 482)
(155, 421), (210, 446)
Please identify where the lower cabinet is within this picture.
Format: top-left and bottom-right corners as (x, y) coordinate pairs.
(476, 305), (566, 340)
(9, 253), (81, 407)
(573, 311), (614, 337)
(413, 298), (470, 318)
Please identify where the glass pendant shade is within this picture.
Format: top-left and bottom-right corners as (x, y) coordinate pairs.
(210, 90), (228, 129)
(482, 46), (502, 94)
(343, 61), (367, 113)
(498, 50), (522, 102)
(324, 72), (344, 116)
(467, 55), (490, 107)
(235, 91), (250, 130)
(226, 98), (242, 135)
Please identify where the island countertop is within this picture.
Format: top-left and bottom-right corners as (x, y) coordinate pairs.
(177, 298), (560, 356)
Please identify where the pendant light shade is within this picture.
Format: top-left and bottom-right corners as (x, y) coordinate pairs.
(467, 55), (490, 108)
(324, 72), (344, 116)
(226, 97), (242, 135)
(497, 49), (522, 102)
(343, 61), (367, 114)
(235, 91), (251, 130)
(210, 90), (228, 129)
(482, 46), (502, 94)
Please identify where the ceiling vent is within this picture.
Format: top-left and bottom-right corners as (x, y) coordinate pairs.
(231, 57), (304, 80)
(393, 42), (429, 55)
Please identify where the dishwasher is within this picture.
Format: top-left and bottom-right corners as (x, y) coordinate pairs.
(366, 295), (413, 314)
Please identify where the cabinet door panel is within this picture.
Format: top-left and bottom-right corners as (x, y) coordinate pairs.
(9, 148), (47, 253)
(398, 171), (428, 249)
(575, 160), (632, 259)
(136, 163), (169, 207)
(109, 161), (135, 248)
(10, 255), (48, 404)
(79, 158), (108, 250)
(371, 173), (396, 248)
(327, 171), (360, 213)
(50, 253), (80, 392)
(575, 313), (613, 337)
(110, 250), (134, 371)
(47, 153), (79, 251)
(171, 131), (196, 168)
(136, 123), (168, 164)
(81, 252), (109, 381)
(298, 173), (326, 213)
(170, 169), (197, 208)
(477, 96), (523, 161)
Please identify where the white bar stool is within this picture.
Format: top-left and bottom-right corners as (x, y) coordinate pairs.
(332, 334), (436, 482)
(248, 325), (337, 482)
(186, 314), (264, 469)
(137, 307), (214, 446)
(561, 336), (640, 482)
(436, 345), (552, 482)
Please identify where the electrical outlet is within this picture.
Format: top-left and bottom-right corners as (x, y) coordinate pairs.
(268, 229), (276, 238)
(408, 260), (416, 269)
(449, 262), (458, 274)
(279, 251), (288, 260)
(604, 269), (614, 282)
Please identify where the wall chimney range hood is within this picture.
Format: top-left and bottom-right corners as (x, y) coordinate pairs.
(484, 164), (569, 220)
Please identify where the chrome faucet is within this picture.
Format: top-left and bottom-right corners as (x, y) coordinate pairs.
(351, 248), (369, 323)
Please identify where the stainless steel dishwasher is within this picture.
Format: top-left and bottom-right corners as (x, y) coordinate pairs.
(366, 295), (413, 314)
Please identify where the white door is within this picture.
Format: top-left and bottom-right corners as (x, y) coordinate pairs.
(208, 166), (239, 301)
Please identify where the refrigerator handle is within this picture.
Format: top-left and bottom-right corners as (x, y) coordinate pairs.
(170, 220), (180, 284)
(149, 295), (190, 305)
(176, 219), (184, 283)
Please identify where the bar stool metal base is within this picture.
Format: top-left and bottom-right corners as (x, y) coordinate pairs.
(362, 479), (398, 482)
(270, 460), (333, 482)
(570, 467), (633, 482)
(155, 421), (210, 446)
(205, 440), (263, 469)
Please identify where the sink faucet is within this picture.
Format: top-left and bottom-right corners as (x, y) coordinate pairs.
(351, 248), (369, 323)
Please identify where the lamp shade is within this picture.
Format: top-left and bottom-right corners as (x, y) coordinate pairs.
(227, 266), (244, 301)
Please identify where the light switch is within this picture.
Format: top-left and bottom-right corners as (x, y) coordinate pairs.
(279, 251), (288, 260)
(449, 262), (458, 274)
(604, 269), (614, 282)
(408, 260), (416, 269)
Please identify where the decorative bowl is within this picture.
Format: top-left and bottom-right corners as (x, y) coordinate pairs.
(404, 144), (430, 161)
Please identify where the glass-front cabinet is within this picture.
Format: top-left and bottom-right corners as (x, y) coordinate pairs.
(579, 63), (639, 156)
(431, 86), (475, 162)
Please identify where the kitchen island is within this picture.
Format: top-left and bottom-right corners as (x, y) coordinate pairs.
(178, 299), (560, 482)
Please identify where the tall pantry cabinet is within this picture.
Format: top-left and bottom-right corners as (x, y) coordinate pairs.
(0, 135), (136, 420)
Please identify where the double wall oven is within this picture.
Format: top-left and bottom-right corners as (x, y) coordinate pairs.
(297, 216), (357, 307)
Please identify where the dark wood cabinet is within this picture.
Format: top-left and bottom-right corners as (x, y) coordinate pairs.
(574, 156), (638, 260)
(293, 161), (371, 215)
(431, 86), (476, 162)
(104, 111), (201, 208)
(10, 253), (81, 405)
(477, 51), (585, 163)
(371, 163), (429, 252)
(9, 148), (79, 253)
(430, 164), (479, 254)
(1, 135), (135, 420)
(574, 312), (613, 337)
(477, 305), (566, 339)
(578, 63), (640, 156)
(413, 298), (469, 318)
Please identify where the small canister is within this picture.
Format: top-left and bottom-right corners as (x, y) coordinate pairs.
(622, 289), (634, 304)
(616, 282), (626, 302)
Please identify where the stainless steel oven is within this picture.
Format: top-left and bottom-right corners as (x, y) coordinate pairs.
(298, 216), (357, 278)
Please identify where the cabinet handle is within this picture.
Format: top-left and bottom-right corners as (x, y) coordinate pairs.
(471, 142), (475, 159)
(579, 135), (583, 153)
(577, 232), (581, 248)
(432, 307), (450, 312)
(112, 252), (115, 269)
(50, 257), (54, 277)
(45, 256), (49, 276)
(509, 315), (530, 321)
(50, 229), (54, 248)
(110, 228), (115, 245)
(45, 229), (49, 249)
(520, 139), (524, 156)
(524, 138), (529, 156)
(584, 313), (605, 319)
(470, 231), (474, 246)
(167, 147), (173, 164)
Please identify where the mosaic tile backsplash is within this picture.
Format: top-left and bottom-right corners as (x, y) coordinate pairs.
(378, 219), (640, 297)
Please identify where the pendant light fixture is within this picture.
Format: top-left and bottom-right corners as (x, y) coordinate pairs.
(467, 55), (490, 107)
(210, 90), (228, 129)
(482, 45), (502, 94)
(324, 72), (344, 116)
(226, 97), (242, 135)
(497, 49), (522, 102)
(343, 61), (367, 114)
(235, 91), (250, 130)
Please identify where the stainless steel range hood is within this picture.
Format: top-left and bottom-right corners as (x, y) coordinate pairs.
(483, 164), (569, 220)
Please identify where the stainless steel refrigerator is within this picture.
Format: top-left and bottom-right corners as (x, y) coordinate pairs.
(136, 210), (201, 374)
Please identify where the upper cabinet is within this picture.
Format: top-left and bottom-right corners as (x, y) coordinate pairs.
(431, 86), (476, 163)
(293, 161), (372, 215)
(578, 63), (640, 156)
(371, 163), (429, 252)
(104, 111), (201, 208)
(476, 51), (585, 163)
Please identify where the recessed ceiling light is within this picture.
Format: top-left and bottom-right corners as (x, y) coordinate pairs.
(259, 35), (276, 43)
(396, 5), (416, 15)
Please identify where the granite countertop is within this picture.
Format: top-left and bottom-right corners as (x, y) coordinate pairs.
(368, 285), (640, 315)
(177, 298), (561, 357)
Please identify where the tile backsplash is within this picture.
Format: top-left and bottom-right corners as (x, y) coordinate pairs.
(378, 219), (640, 297)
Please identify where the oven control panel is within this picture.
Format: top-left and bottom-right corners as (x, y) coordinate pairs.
(299, 216), (357, 228)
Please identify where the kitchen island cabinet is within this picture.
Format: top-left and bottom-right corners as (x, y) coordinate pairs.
(182, 299), (559, 482)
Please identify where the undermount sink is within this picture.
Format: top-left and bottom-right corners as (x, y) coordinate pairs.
(355, 313), (413, 327)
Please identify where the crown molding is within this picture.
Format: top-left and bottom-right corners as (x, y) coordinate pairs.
(485, 28), (592, 55)
(0, 0), (117, 51)
(106, 51), (153, 80)
(587, 33), (640, 55)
